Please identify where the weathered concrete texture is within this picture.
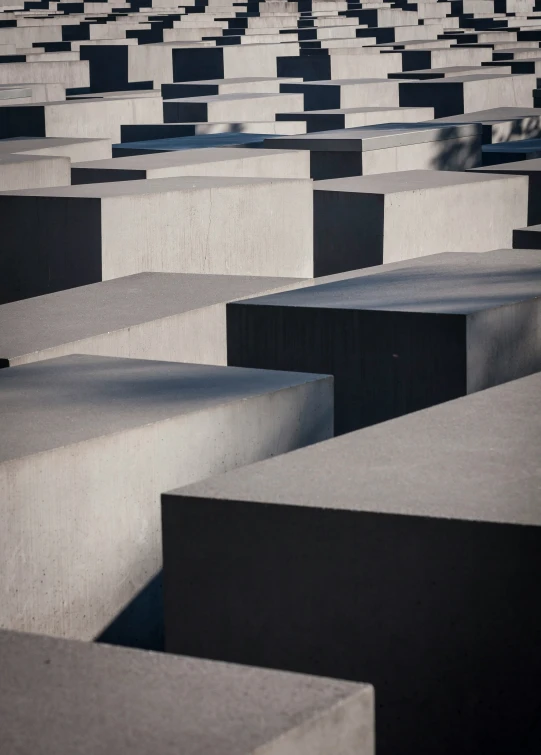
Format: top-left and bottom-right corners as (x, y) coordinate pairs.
(0, 153), (70, 189)
(0, 272), (305, 367)
(0, 136), (112, 161)
(311, 170), (527, 275)
(264, 123), (482, 178)
(0, 175), (313, 304)
(399, 73), (537, 117)
(471, 157), (541, 224)
(71, 147), (310, 183)
(227, 249), (541, 433)
(0, 629), (374, 755)
(276, 105), (435, 133)
(0, 354), (333, 642)
(434, 106), (541, 143)
(162, 371), (541, 755)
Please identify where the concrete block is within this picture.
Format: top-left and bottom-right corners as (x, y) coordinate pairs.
(435, 106), (541, 143)
(71, 147), (310, 183)
(471, 156), (541, 223)
(0, 272), (306, 367)
(277, 51), (402, 81)
(162, 92), (304, 123)
(0, 60), (89, 88)
(112, 132), (272, 156)
(0, 95), (163, 142)
(0, 629), (374, 755)
(389, 64), (514, 79)
(399, 74), (537, 117)
(0, 153), (70, 190)
(0, 136), (112, 161)
(162, 369), (541, 755)
(280, 78), (400, 110)
(482, 137), (541, 164)
(226, 249), (541, 432)
(161, 76), (301, 98)
(309, 170), (527, 270)
(0, 175), (313, 304)
(396, 45), (492, 71)
(263, 123), (482, 178)
(0, 354), (333, 641)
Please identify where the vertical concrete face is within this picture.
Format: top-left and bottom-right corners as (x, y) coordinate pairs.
(0, 355), (333, 643)
(161, 371), (541, 755)
(227, 250), (541, 433)
(0, 630), (375, 755)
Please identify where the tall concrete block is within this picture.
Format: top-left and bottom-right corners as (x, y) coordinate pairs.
(310, 170), (527, 272)
(0, 629), (374, 755)
(0, 175), (314, 304)
(227, 249), (541, 432)
(0, 354), (333, 642)
(162, 370), (541, 755)
(0, 272), (306, 367)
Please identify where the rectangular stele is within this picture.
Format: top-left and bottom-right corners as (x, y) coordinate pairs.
(226, 249), (541, 433)
(0, 355), (333, 643)
(0, 629), (374, 755)
(162, 371), (541, 755)
(0, 175), (313, 304)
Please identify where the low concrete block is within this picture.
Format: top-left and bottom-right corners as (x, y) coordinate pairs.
(280, 78), (400, 111)
(513, 222), (541, 248)
(276, 105), (435, 132)
(71, 147), (311, 183)
(0, 136), (112, 161)
(264, 124), (482, 178)
(162, 370), (541, 755)
(0, 629), (374, 755)
(310, 170), (527, 273)
(163, 92), (304, 123)
(435, 106), (541, 144)
(0, 272), (305, 367)
(0, 175), (313, 304)
(0, 354), (333, 641)
(226, 249), (541, 432)
(482, 137), (541, 164)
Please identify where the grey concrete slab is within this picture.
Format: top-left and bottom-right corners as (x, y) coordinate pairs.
(227, 248), (541, 432)
(71, 147), (310, 183)
(112, 132), (273, 156)
(0, 136), (112, 160)
(0, 272), (306, 367)
(0, 175), (313, 304)
(0, 354), (333, 642)
(471, 156), (541, 223)
(163, 92), (304, 123)
(482, 136), (541, 163)
(435, 106), (541, 143)
(0, 629), (374, 755)
(276, 105), (435, 132)
(0, 152), (70, 190)
(280, 78), (401, 111)
(389, 64), (514, 79)
(264, 124), (482, 177)
(311, 170), (527, 274)
(399, 73), (537, 117)
(162, 370), (541, 755)
(161, 76), (302, 98)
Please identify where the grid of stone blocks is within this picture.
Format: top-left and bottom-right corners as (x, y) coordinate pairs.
(1, 0), (540, 753)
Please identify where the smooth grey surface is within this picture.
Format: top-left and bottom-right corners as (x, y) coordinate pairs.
(163, 375), (541, 755)
(0, 629), (374, 755)
(168, 370), (541, 526)
(0, 272), (303, 365)
(233, 249), (541, 315)
(0, 354), (329, 464)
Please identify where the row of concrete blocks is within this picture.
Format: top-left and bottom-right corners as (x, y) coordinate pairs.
(1, 247), (540, 754)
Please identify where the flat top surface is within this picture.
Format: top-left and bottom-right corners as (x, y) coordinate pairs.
(72, 146), (296, 170)
(516, 223), (541, 232)
(0, 354), (326, 463)
(169, 77), (300, 86)
(484, 138), (541, 151)
(113, 132), (272, 152)
(1, 174), (302, 198)
(314, 168), (521, 194)
(0, 272), (303, 361)
(472, 157), (541, 173)
(264, 121), (478, 150)
(400, 73), (525, 84)
(0, 630), (368, 755)
(233, 249), (541, 314)
(166, 92), (295, 104)
(283, 77), (397, 88)
(172, 371), (541, 527)
(0, 137), (109, 154)
(0, 152), (66, 166)
(435, 107), (541, 125)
